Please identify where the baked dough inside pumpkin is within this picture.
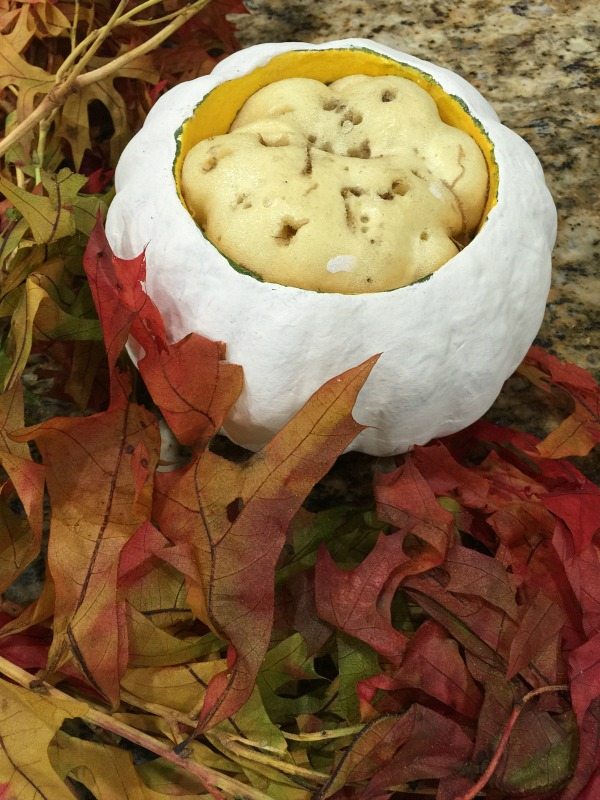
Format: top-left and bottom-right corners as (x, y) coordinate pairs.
(181, 75), (488, 293)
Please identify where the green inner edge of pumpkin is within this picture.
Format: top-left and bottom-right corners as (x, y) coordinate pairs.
(173, 47), (499, 293)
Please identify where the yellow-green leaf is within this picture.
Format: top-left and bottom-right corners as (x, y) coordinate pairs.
(0, 34), (53, 119)
(0, 677), (88, 800)
(121, 659), (226, 714)
(50, 731), (156, 800)
(1, 259), (102, 389)
(0, 171), (77, 244)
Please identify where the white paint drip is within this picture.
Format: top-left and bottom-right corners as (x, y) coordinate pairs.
(429, 181), (444, 200)
(327, 254), (357, 273)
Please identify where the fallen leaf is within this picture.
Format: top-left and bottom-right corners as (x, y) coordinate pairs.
(359, 621), (482, 721)
(467, 654), (577, 797)
(542, 486), (600, 554)
(569, 632), (600, 725)
(121, 658), (225, 715)
(0, 676), (88, 800)
(318, 705), (473, 799)
(0, 381), (45, 590)
(315, 533), (413, 664)
(154, 355), (378, 731)
(519, 346), (600, 458)
(558, 699), (600, 800)
(1, 257), (102, 390)
(374, 457), (455, 558)
(84, 219), (242, 445)
(13, 397), (160, 705)
(333, 633), (381, 724)
(506, 590), (566, 683)
(410, 442), (490, 509)
(0, 169), (83, 245)
(50, 730), (154, 800)
(0, 33), (53, 120)
(552, 522), (600, 639)
(257, 633), (323, 723)
(490, 502), (582, 636)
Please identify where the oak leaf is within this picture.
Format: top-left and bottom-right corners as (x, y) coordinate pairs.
(374, 457), (455, 557)
(569, 632), (600, 725)
(13, 398), (160, 706)
(121, 659), (226, 715)
(0, 676), (88, 800)
(0, 33), (53, 120)
(0, 256), (102, 391)
(315, 532), (414, 664)
(506, 590), (567, 683)
(467, 655), (578, 797)
(318, 705), (473, 799)
(154, 355), (378, 731)
(6, 223), (164, 705)
(84, 219), (242, 446)
(49, 729), (211, 800)
(358, 621), (482, 720)
(553, 524), (600, 642)
(519, 345), (600, 458)
(0, 170), (83, 245)
(0, 381), (45, 591)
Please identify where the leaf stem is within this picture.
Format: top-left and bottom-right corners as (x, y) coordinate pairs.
(283, 725), (364, 741)
(77, 0), (210, 88)
(217, 734), (329, 782)
(0, 655), (273, 800)
(66, 1), (129, 80)
(55, 0), (129, 83)
(70, 0), (80, 52)
(0, 0), (211, 161)
(120, 687), (197, 728)
(453, 684), (569, 800)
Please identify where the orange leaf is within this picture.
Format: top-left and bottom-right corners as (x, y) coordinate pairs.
(154, 355), (378, 730)
(519, 346), (600, 458)
(13, 398), (160, 706)
(0, 381), (45, 591)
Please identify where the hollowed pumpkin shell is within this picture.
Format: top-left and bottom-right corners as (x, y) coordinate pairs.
(105, 39), (556, 456)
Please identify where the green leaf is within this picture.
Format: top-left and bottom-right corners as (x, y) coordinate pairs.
(0, 258), (102, 389)
(257, 634), (324, 723)
(0, 169), (83, 244)
(332, 633), (380, 724)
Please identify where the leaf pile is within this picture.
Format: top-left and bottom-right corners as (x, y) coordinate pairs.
(0, 0), (244, 398)
(0, 220), (598, 799)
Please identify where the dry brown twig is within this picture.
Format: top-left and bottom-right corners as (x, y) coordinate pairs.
(0, 654), (273, 800)
(454, 684), (570, 800)
(0, 0), (211, 162)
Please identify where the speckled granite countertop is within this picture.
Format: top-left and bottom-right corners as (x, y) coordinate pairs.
(229, 0), (599, 471)
(232, 0), (599, 373)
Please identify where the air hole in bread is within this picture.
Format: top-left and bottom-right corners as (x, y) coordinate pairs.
(274, 217), (308, 245)
(258, 133), (289, 147)
(347, 140), (371, 159)
(392, 179), (409, 196)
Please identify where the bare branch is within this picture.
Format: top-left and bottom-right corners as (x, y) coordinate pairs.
(0, 655), (273, 800)
(0, 0), (211, 162)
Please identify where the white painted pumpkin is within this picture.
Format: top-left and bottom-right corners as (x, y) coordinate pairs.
(105, 39), (556, 456)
